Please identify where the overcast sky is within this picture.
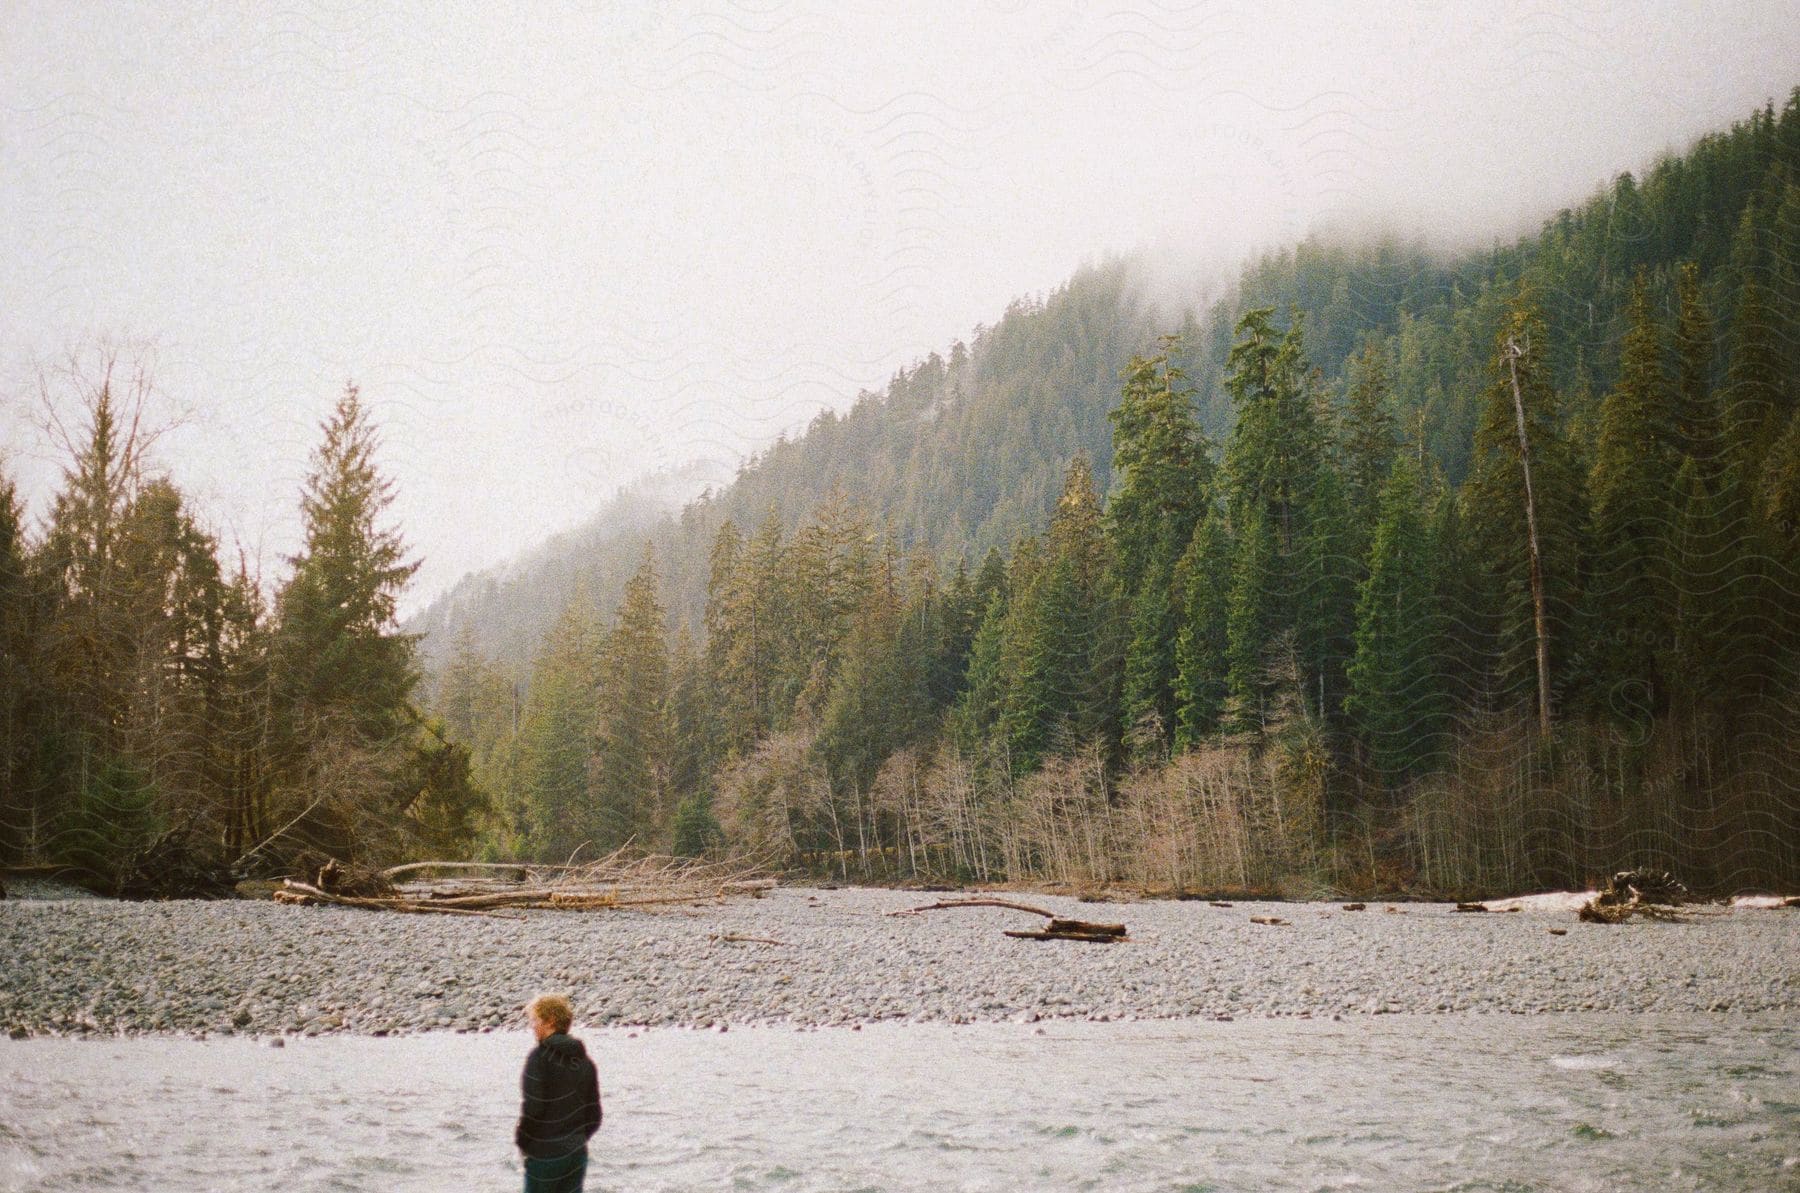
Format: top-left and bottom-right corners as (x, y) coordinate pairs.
(3, 2), (1796, 611)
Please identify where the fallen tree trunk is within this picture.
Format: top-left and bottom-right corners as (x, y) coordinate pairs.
(889, 897), (1128, 942)
(1047, 917), (1125, 937)
(1577, 869), (1691, 923)
(269, 854), (773, 917)
(274, 881), (524, 919)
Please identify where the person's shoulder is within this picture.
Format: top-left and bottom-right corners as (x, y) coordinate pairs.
(540, 1032), (592, 1063)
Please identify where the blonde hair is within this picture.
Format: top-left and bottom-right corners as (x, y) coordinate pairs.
(527, 994), (574, 1033)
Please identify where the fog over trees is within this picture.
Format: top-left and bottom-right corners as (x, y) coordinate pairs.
(3, 94), (1798, 896)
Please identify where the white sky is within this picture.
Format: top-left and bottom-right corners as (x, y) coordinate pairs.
(3, 1), (1796, 611)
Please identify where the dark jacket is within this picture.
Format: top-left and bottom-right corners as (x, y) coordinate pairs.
(515, 1032), (602, 1159)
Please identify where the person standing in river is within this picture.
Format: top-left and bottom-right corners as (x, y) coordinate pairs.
(516, 994), (603, 1193)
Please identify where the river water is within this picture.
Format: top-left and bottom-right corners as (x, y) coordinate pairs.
(1, 1014), (1795, 1191)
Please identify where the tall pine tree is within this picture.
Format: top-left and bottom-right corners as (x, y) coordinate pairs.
(592, 545), (671, 849)
(1346, 454), (1448, 779)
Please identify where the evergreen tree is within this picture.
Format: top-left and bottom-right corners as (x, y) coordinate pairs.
(785, 489), (875, 721)
(1001, 457), (1119, 769)
(948, 587), (1009, 754)
(215, 555), (274, 860)
(708, 513), (788, 751)
(1773, 182), (1800, 381)
(667, 623), (714, 800)
(1586, 273), (1678, 715)
(1346, 454), (1447, 779)
(1672, 261), (1721, 470)
(671, 789), (724, 857)
(428, 622), (515, 854)
(1721, 278), (1786, 474)
(514, 594), (601, 861)
(1223, 309), (1324, 550)
(268, 383), (424, 858)
(923, 557), (979, 711)
(817, 543), (894, 781)
(592, 546), (671, 848)
(1172, 511), (1231, 748)
(1225, 505), (1276, 733)
(1120, 555), (1181, 754)
(1663, 459), (1735, 709)
(1461, 289), (1585, 729)
(0, 470), (38, 861)
(434, 624), (512, 754)
(1761, 410), (1800, 562)
(1295, 459), (1358, 723)
(272, 383), (421, 740)
(1428, 483), (1483, 713)
(702, 519), (751, 754)
(30, 362), (229, 876)
(1106, 336), (1213, 594)
(1107, 338), (1213, 752)
(1219, 308), (1327, 724)
(1341, 339), (1398, 524)
(112, 478), (229, 815)
(37, 368), (144, 766)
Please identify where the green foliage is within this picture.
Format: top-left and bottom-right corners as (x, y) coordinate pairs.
(592, 547), (672, 850)
(1108, 337), (1214, 753)
(1346, 454), (1448, 778)
(1120, 556), (1180, 755)
(63, 755), (162, 893)
(512, 594), (601, 861)
(948, 587), (1009, 753)
(1225, 505), (1276, 733)
(1294, 460), (1358, 726)
(405, 720), (488, 856)
(1585, 273), (1679, 715)
(672, 791), (724, 857)
(265, 383), (431, 861)
(1460, 288), (1586, 718)
(19, 92), (1800, 889)
(0, 472), (34, 861)
(1340, 339), (1398, 523)
(814, 543), (918, 793)
(999, 457), (1122, 771)
(1722, 278), (1789, 473)
(1672, 262), (1720, 468)
(667, 624), (715, 800)
(273, 384), (421, 742)
(1172, 512), (1231, 748)
(1107, 337), (1214, 593)
(1222, 309), (1324, 547)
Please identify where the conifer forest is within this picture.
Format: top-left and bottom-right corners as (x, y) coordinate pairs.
(5, 93), (1800, 898)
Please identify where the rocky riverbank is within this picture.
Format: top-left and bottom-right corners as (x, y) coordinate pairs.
(2, 886), (1795, 1038)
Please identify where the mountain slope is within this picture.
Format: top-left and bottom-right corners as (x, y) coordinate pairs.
(412, 90), (1800, 680)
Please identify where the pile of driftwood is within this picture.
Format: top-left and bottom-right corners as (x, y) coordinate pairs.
(887, 897), (1128, 943)
(1578, 869), (1691, 923)
(272, 851), (773, 919)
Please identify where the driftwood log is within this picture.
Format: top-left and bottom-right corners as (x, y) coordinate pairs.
(270, 852), (772, 917)
(888, 897), (1128, 943)
(1578, 869), (1691, 923)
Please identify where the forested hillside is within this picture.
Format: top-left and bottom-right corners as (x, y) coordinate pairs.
(429, 93), (1800, 895)
(6, 93), (1796, 898)
(414, 93), (1800, 675)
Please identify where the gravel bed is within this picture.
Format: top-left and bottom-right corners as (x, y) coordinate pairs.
(1, 887), (1795, 1038)
(1, 876), (101, 900)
